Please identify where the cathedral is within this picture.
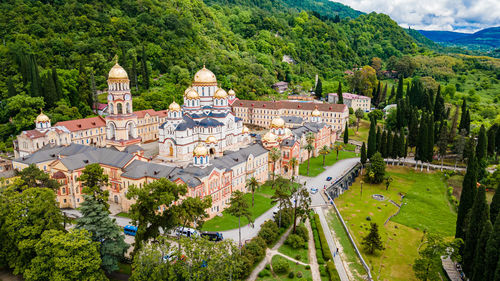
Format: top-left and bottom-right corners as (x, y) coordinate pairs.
(158, 66), (251, 163)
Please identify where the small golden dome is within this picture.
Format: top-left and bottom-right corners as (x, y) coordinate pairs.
(36, 111), (50, 123)
(270, 117), (285, 128)
(185, 88), (200, 100)
(242, 126), (250, 134)
(169, 101), (181, 112)
(228, 89), (236, 96)
(312, 108), (321, 117)
(193, 66), (217, 84)
(193, 143), (208, 156)
(262, 131), (277, 143)
(184, 87), (193, 95)
(214, 88), (228, 99)
(108, 63), (128, 79)
(205, 135), (217, 144)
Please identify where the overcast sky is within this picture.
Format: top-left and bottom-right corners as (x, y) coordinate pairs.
(333, 0), (500, 33)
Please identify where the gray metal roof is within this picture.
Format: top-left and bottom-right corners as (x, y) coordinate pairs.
(14, 143), (95, 165)
(283, 116), (303, 124)
(59, 147), (135, 171)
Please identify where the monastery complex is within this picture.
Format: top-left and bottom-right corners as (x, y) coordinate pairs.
(12, 62), (349, 217)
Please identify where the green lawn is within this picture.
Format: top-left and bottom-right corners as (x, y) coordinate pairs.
(278, 243), (309, 264)
(327, 211), (367, 281)
(333, 166), (457, 281)
(299, 150), (358, 177)
(348, 119), (370, 143)
(257, 255), (313, 281)
(116, 212), (131, 219)
(202, 184), (276, 231)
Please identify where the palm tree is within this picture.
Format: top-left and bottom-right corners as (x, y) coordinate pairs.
(269, 148), (281, 183)
(271, 176), (292, 228)
(289, 157), (298, 184)
(319, 145), (330, 167)
(334, 143), (343, 160)
(306, 132), (315, 147)
(246, 177), (259, 207)
(226, 191), (253, 251)
(304, 143), (314, 176)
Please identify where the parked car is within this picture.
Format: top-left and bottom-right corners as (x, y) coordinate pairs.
(175, 227), (199, 238)
(201, 231), (224, 241)
(124, 225), (137, 236)
(310, 188), (318, 194)
(326, 176), (332, 181)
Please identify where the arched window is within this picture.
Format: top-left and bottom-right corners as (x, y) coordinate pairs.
(126, 102), (131, 114)
(117, 103), (123, 114)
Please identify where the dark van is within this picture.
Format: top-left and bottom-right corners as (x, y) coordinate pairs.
(201, 231), (223, 241)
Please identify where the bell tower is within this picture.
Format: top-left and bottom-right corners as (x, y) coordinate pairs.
(105, 57), (141, 150)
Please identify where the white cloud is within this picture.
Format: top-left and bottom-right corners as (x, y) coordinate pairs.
(333, 0), (500, 32)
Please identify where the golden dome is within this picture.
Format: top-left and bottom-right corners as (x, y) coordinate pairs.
(193, 143), (208, 156)
(169, 101), (181, 112)
(214, 88), (228, 99)
(193, 66), (217, 84)
(270, 117), (285, 128)
(184, 87), (193, 95)
(185, 88), (200, 100)
(242, 126), (250, 134)
(36, 111), (50, 123)
(262, 131), (277, 143)
(228, 89), (236, 96)
(312, 108), (321, 117)
(108, 63), (128, 80)
(205, 135), (217, 144)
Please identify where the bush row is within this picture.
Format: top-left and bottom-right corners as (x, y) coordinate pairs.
(310, 214), (325, 264)
(326, 261), (341, 281)
(314, 214), (333, 261)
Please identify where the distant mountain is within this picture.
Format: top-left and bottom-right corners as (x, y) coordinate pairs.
(418, 27), (500, 49)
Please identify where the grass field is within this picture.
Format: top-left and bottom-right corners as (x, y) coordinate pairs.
(201, 183), (277, 231)
(299, 150), (358, 177)
(116, 212), (131, 219)
(331, 166), (456, 281)
(257, 255), (313, 281)
(348, 119), (370, 143)
(278, 243), (309, 264)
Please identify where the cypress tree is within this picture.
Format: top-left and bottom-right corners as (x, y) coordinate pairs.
(51, 67), (62, 101)
(408, 109), (419, 149)
(367, 117), (377, 159)
(337, 82), (343, 104)
(459, 99), (467, 131)
(29, 54), (42, 97)
(381, 130), (388, 158)
(375, 81), (381, 105)
(396, 76), (404, 100)
(487, 124), (497, 158)
(449, 104), (460, 142)
(437, 121), (448, 168)
(484, 214), (500, 280)
(471, 220), (493, 281)
(490, 184), (500, 224)
(476, 125), (488, 161)
(380, 83), (387, 104)
(433, 85), (444, 123)
(131, 55), (138, 91)
(463, 186), (490, 275)
(7, 76), (16, 97)
(387, 130), (393, 159)
(416, 114), (428, 162)
(315, 78), (323, 99)
(361, 142), (367, 166)
(141, 45), (150, 90)
(376, 127), (382, 153)
(41, 71), (57, 108)
(465, 109), (471, 134)
(455, 154), (478, 240)
(392, 133), (400, 159)
(388, 85), (396, 103)
(427, 114), (435, 163)
(343, 122), (349, 144)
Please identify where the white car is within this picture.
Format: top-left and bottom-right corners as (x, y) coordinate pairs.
(310, 188), (318, 194)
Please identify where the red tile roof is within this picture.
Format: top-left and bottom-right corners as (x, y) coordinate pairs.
(134, 109), (158, 118)
(232, 100), (348, 112)
(55, 116), (106, 132)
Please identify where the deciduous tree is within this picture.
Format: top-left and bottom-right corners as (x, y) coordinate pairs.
(226, 190), (253, 249)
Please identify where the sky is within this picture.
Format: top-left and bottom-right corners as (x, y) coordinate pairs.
(333, 0), (500, 33)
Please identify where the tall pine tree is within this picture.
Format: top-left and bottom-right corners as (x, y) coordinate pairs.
(487, 124), (497, 158)
(455, 153), (478, 240)
(463, 185), (489, 275)
(315, 78), (323, 99)
(376, 126), (382, 153)
(471, 220), (493, 281)
(381, 130), (388, 158)
(396, 75), (404, 101)
(367, 117), (377, 159)
(484, 215), (500, 281)
(337, 82), (343, 104)
(490, 184), (500, 224)
(343, 122), (349, 144)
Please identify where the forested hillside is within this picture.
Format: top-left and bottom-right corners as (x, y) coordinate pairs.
(0, 0), (498, 153)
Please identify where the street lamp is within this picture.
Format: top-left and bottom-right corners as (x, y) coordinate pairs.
(360, 180), (364, 197)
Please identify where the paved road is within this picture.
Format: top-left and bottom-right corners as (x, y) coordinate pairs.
(315, 206), (350, 281)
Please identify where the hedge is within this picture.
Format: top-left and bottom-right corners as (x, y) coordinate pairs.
(310, 215), (324, 264)
(314, 214), (333, 261)
(326, 261), (341, 281)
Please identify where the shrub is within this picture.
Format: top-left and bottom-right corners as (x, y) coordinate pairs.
(319, 265), (327, 276)
(285, 234), (305, 249)
(273, 258), (290, 274)
(265, 263), (270, 270)
(305, 265), (310, 270)
(258, 220), (279, 246)
(296, 271), (303, 278)
(317, 256), (324, 264)
(288, 271), (295, 278)
(274, 208), (293, 228)
(314, 214), (333, 261)
(326, 261), (341, 281)
(295, 254), (301, 260)
(295, 224), (309, 242)
(258, 269), (271, 277)
(242, 237), (266, 264)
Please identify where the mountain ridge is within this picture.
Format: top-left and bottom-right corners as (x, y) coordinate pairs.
(418, 26), (500, 49)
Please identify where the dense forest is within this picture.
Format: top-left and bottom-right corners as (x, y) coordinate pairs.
(0, 0), (498, 152)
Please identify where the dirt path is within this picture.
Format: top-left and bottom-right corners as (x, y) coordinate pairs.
(306, 218), (322, 281)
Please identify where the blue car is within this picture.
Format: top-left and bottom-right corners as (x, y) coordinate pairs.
(124, 225), (137, 236)
(326, 176), (332, 181)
